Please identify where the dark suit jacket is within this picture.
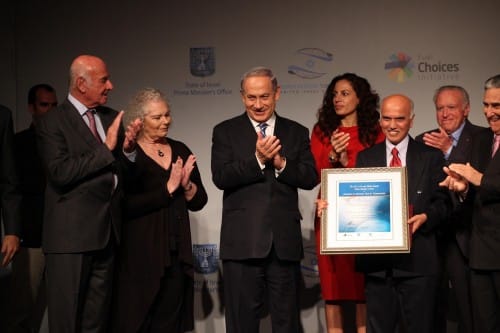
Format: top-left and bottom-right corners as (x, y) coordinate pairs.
(0, 105), (21, 237)
(35, 99), (125, 253)
(467, 128), (500, 270)
(355, 138), (451, 275)
(211, 112), (317, 261)
(14, 125), (45, 247)
(415, 120), (486, 257)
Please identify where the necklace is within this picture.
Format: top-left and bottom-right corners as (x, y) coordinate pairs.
(140, 138), (168, 158)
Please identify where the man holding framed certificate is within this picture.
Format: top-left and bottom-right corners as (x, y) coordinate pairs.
(355, 94), (451, 333)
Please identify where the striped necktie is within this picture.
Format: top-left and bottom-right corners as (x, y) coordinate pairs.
(492, 135), (500, 157)
(258, 122), (268, 137)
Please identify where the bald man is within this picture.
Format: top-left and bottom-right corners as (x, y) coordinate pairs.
(35, 55), (136, 333)
(355, 95), (451, 333)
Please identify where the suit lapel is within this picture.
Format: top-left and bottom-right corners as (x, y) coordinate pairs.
(235, 113), (259, 154)
(477, 130), (494, 171)
(96, 106), (113, 131)
(62, 99), (101, 147)
(405, 139), (422, 203)
(368, 143), (387, 167)
(451, 121), (474, 163)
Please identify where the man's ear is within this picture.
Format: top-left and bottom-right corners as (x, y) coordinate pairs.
(76, 76), (86, 93)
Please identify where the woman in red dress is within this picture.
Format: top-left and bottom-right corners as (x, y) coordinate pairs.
(311, 73), (384, 332)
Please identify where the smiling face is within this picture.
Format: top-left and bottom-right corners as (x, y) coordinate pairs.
(83, 60), (113, 107)
(333, 79), (359, 123)
(483, 87), (500, 135)
(380, 95), (414, 145)
(241, 75), (280, 123)
(142, 100), (171, 141)
(71, 55), (114, 108)
(435, 89), (469, 134)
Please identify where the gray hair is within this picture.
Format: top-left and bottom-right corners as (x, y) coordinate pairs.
(124, 87), (170, 125)
(240, 66), (278, 93)
(433, 85), (470, 107)
(484, 74), (500, 90)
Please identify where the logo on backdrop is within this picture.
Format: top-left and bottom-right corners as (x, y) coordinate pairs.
(190, 47), (215, 77)
(288, 48), (333, 79)
(385, 52), (461, 82)
(301, 244), (319, 278)
(384, 52), (414, 83)
(193, 244), (219, 274)
(173, 47), (232, 97)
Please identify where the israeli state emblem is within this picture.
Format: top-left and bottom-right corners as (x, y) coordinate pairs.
(190, 47), (215, 77)
(192, 244), (219, 274)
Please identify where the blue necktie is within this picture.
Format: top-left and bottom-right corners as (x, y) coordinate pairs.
(258, 122), (268, 137)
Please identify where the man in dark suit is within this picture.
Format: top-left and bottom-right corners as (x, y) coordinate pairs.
(211, 66), (317, 333)
(7, 84), (57, 333)
(415, 85), (484, 333)
(0, 105), (21, 267)
(355, 94), (451, 333)
(35, 55), (135, 333)
(441, 74), (500, 333)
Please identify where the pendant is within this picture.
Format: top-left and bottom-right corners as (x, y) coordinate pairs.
(158, 150), (164, 157)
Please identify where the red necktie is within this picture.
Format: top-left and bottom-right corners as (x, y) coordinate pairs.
(85, 109), (102, 143)
(390, 147), (402, 167)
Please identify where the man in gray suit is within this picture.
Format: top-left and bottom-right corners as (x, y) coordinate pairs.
(416, 85), (484, 333)
(211, 67), (317, 333)
(35, 55), (137, 333)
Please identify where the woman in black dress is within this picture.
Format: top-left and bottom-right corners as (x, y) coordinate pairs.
(112, 88), (207, 333)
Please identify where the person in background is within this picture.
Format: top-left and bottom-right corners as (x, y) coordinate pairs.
(112, 88), (207, 333)
(0, 105), (21, 267)
(6, 84), (58, 333)
(35, 55), (139, 333)
(211, 66), (317, 333)
(440, 74), (500, 333)
(416, 85), (484, 333)
(355, 94), (451, 333)
(310, 73), (384, 333)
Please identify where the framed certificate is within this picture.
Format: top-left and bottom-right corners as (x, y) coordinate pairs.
(320, 167), (410, 254)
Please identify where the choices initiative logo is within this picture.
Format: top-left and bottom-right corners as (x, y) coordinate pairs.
(288, 48), (333, 79)
(384, 52), (414, 83)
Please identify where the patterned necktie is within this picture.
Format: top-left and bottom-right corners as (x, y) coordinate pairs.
(449, 135), (457, 147)
(258, 122), (268, 138)
(85, 109), (102, 143)
(492, 135), (500, 157)
(390, 147), (402, 167)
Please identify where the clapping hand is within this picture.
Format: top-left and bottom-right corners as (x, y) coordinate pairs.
(123, 117), (143, 153)
(255, 131), (281, 164)
(422, 127), (453, 153)
(330, 129), (350, 166)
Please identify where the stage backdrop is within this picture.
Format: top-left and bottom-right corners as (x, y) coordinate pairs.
(2, 1), (500, 332)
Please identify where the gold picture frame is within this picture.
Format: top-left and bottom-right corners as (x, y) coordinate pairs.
(320, 167), (410, 254)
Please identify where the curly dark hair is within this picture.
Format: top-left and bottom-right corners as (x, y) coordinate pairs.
(316, 73), (381, 147)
